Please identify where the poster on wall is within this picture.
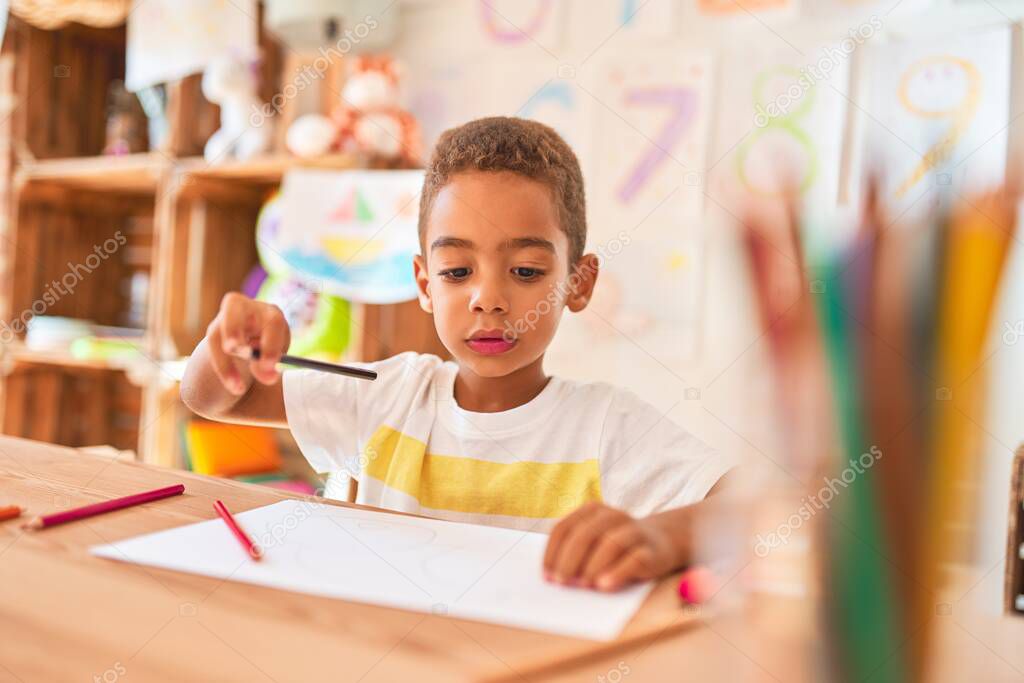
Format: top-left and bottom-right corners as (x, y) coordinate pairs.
(481, 59), (595, 179)
(474, 0), (568, 53)
(569, 0), (678, 42)
(592, 49), (713, 232)
(275, 170), (425, 304)
(126, 0), (258, 92)
(544, 220), (706, 383)
(691, 0), (798, 19)
(591, 227), (705, 357)
(710, 42), (852, 211)
(804, 0), (932, 20)
(407, 61), (491, 154)
(863, 25), (1011, 216)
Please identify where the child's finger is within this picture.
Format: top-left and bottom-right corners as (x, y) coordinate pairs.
(253, 306), (289, 383)
(595, 547), (653, 592)
(551, 508), (620, 582)
(578, 525), (640, 586)
(205, 327), (246, 395)
(543, 502), (602, 574)
(219, 294), (254, 355)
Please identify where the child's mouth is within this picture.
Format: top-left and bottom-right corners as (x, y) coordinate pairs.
(466, 330), (516, 355)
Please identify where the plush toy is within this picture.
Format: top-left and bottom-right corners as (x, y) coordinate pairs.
(286, 55), (421, 165)
(202, 55), (271, 163)
(285, 114), (336, 158)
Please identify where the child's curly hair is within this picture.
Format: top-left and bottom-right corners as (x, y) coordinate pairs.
(418, 117), (586, 263)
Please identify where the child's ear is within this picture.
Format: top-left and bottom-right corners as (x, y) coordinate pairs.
(413, 254), (433, 313)
(566, 253), (600, 312)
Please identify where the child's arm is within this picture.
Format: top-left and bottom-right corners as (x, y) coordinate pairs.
(542, 469), (740, 592)
(180, 293), (291, 427)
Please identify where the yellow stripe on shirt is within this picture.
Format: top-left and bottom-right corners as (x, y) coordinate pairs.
(362, 425), (602, 519)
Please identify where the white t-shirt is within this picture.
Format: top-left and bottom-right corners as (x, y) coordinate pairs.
(283, 352), (733, 532)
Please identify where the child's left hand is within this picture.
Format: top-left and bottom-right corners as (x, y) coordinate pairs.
(542, 502), (680, 592)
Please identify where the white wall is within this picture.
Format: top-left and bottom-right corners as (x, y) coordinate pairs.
(392, 0), (1024, 609)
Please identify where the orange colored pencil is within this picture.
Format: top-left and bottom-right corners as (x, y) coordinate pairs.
(0, 505), (23, 522)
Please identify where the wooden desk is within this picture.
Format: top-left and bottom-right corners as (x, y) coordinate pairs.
(0, 435), (707, 682)
(3, 434), (1023, 682)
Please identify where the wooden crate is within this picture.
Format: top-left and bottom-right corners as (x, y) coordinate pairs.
(1, 363), (140, 450)
(158, 160), (446, 360)
(5, 184), (156, 335)
(6, 18), (127, 160)
(361, 300), (448, 362)
(161, 174), (265, 357)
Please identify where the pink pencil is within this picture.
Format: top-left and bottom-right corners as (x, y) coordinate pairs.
(213, 500), (262, 560)
(23, 484), (185, 530)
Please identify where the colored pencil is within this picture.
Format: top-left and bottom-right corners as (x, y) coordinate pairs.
(0, 505), (23, 522)
(815, 246), (905, 683)
(739, 177), (1018, 683)
(916, 189), (1015, 670)
(213, 500), (262, 560)
(250, 348), (377, 381)
(23, 484), (184, 530)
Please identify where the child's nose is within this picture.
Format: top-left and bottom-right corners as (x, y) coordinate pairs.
(469, 276), (509, 314)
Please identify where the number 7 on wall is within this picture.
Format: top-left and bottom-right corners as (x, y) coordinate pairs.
(616, 87), (698, 204)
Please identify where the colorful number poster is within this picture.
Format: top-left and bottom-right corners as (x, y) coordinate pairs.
(126, 0), (257, 92)
(476, 0), (567, 52)
(545, 222), (706, 376)
(483, 59), (595, 178)
(711, 43), (851, 210)
(275, 170), (425, 304)
(864, 25), (1011, 213)
(592, 50), (713, 230)
(694, 0), (796, 17)
(514, 79), (586, 147)
(569, 0), (678, 42)
(596, 228), (705, 356)
(407, 62), (482, 155)
(804, 0), (932, 20)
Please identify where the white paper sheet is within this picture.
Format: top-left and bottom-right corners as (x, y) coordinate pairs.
(592, 49), (712, 225)
(90, 500), (653, 641)
(863, 25), (1011, 216)
(711, 42), (851, 211)
(126, 0), (258, 92)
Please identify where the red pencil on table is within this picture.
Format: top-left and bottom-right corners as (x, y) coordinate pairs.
(213, 500), (262, 560)
(23, 484), (185, 530)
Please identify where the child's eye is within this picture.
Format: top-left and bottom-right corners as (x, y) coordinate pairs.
(512, 267), (544, 281)
(439, 267), (470, 282)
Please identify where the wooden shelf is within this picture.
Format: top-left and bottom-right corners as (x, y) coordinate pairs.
(2, 343), (117, 371)
(0, 20), (439, 466)
(1, 337), (154, 379)
(15, 153), (169, 195)
(178, 153), (359, 185)
(15, 152), (395, 197)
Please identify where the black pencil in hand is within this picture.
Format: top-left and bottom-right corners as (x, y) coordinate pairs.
(250, 348), (377, 381)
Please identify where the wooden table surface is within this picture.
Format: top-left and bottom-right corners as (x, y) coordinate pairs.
(3, 434), (1023, 683)
(0, 435), (709, 682)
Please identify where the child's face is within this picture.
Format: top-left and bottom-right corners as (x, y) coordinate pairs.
(414, 171), (595, 379)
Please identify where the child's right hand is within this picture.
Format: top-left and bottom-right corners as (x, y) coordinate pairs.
(205, 292), (291, 395)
